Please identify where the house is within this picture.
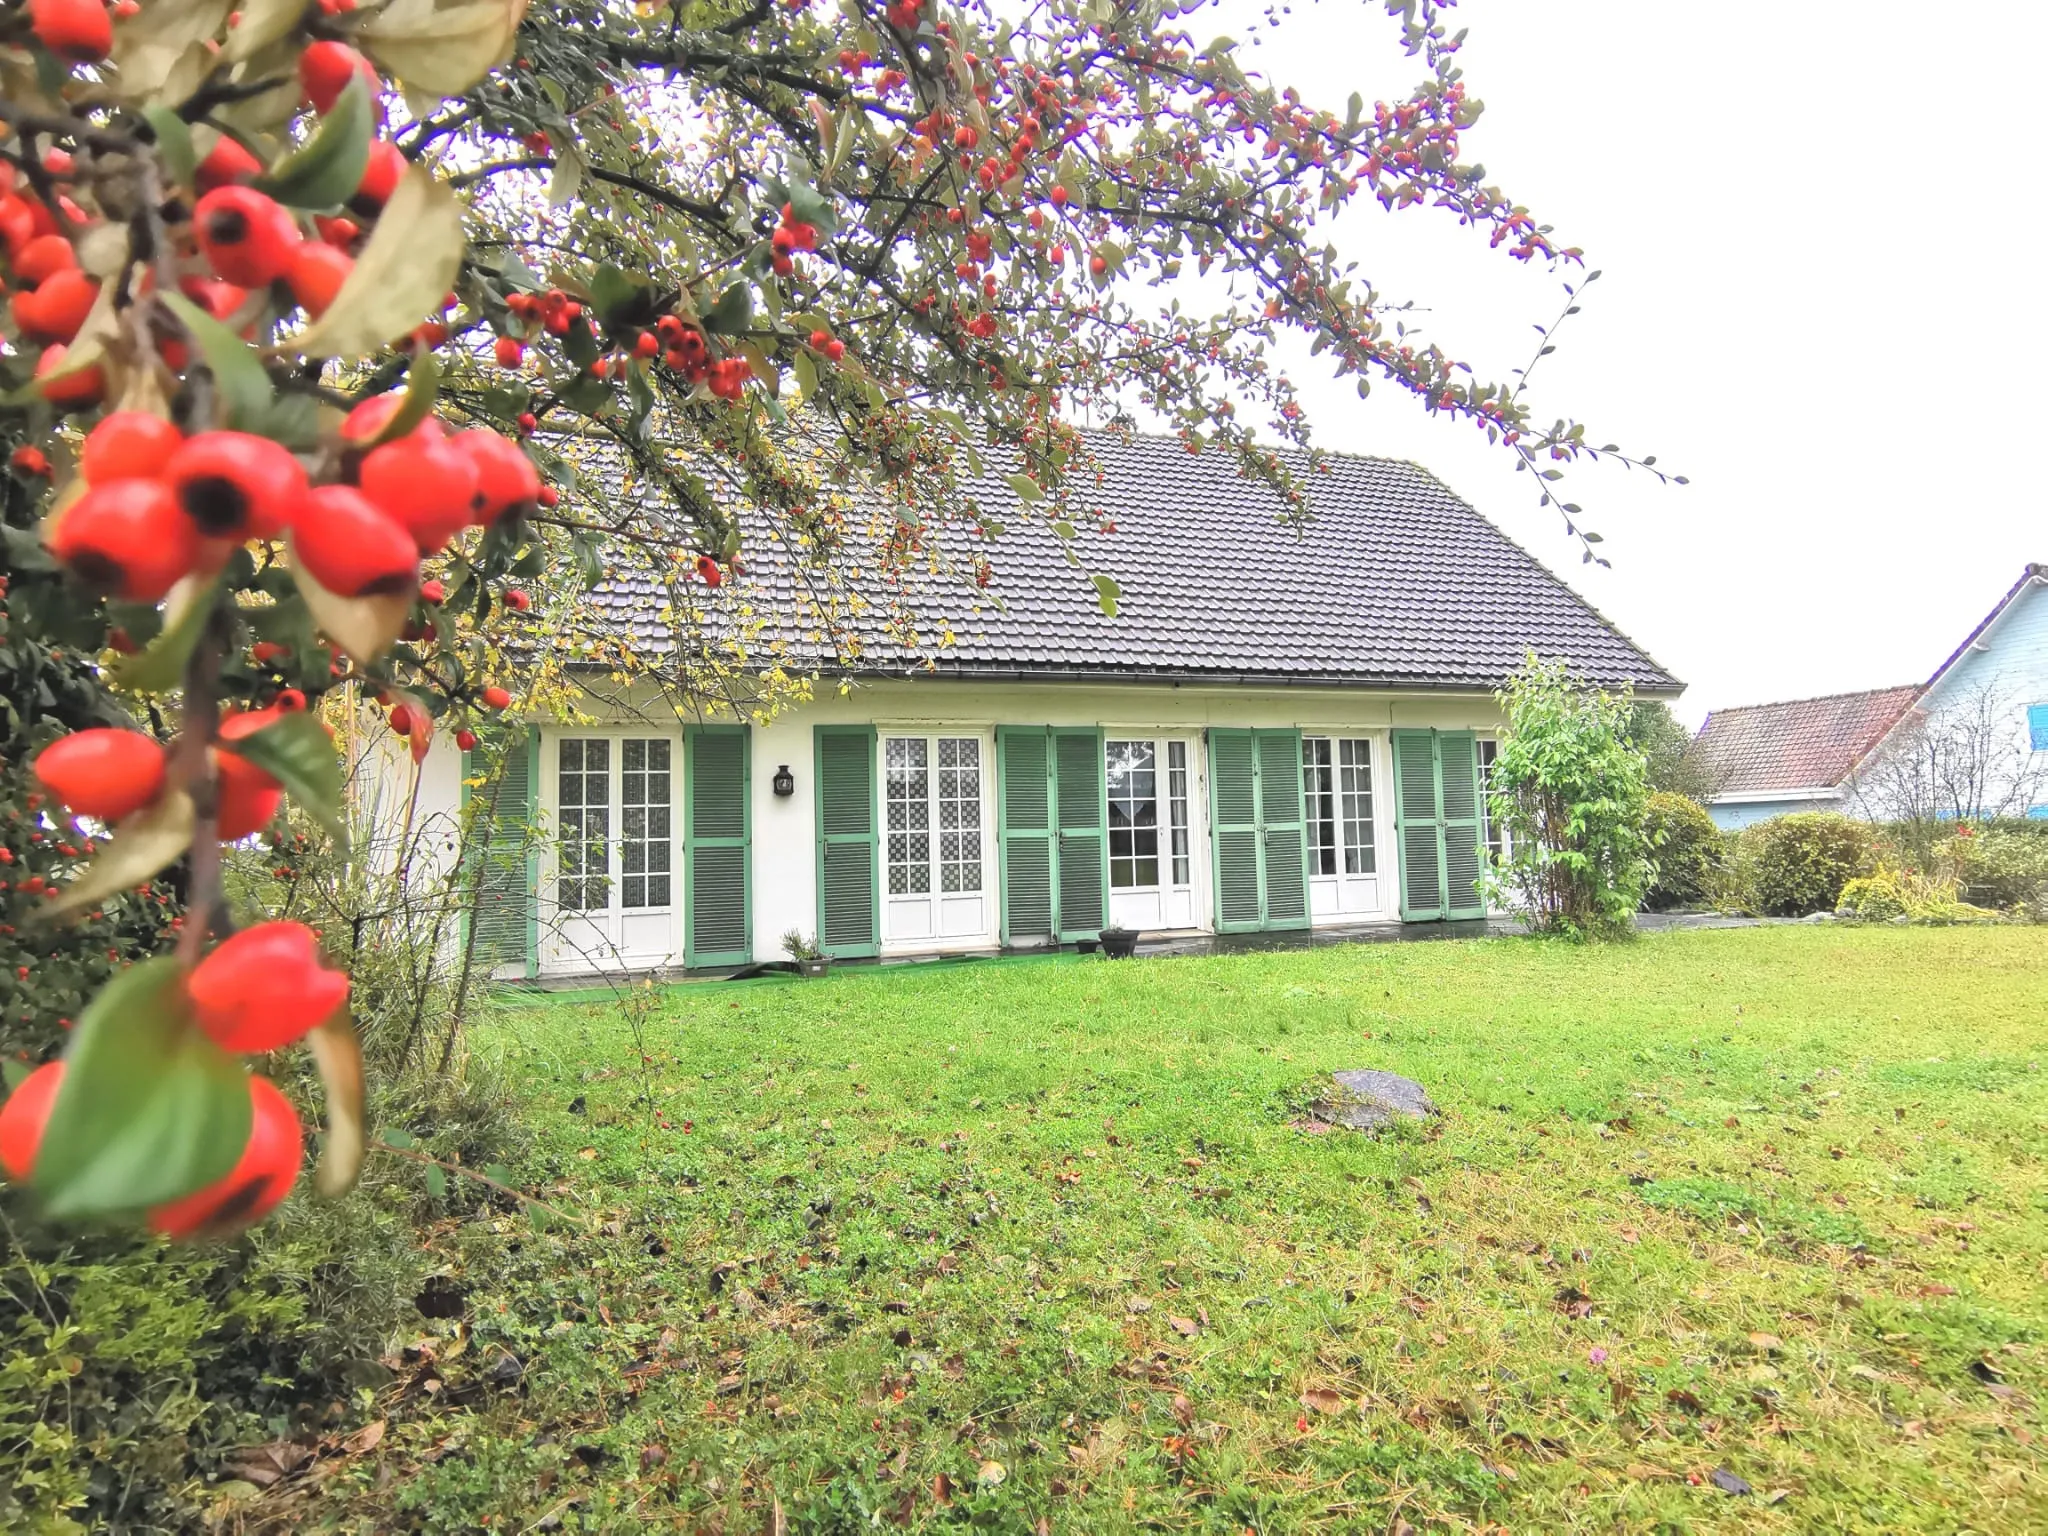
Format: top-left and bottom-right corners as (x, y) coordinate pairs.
(1696, 563), (2048, 829)
(1690, 685), (1923, 828)
(371, 435), (1678, 978)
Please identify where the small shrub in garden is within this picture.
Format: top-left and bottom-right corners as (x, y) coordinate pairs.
(1943, 826), (2048, 910)
(1732, 813), (1878, 916)
(1484, 655), (1656, 938)
(1642, 792), (1722, 910)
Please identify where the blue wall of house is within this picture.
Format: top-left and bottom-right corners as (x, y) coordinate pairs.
(1907, 575), (2048, 816)
(1709, 797), (1841, 830)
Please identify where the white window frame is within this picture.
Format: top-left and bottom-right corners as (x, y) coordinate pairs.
(540, 727), (682, 973)
(878, 727), (996, 952)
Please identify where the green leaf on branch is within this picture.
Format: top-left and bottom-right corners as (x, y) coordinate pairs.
(256, 73), (373, 210)
(354, 0), (531, 99)
(226, 712), (348, 848)
(702, 282), (753, 337)
(546, 150), (585, 209)
(142, 107), (196, 188)
(43, 791), (195, 919)
(109, 0), (232, 104)
(367, 349), (441, 447)
(293, 166), (465, 360)
(1092, 572), (1121, 617)
(783, 179), (838, 241)
(160, 291), (273, 431)
(379, 1126), (415, 1149)
(114, 572), (223, 692)
(31, 956), (252, 1220)
(791, 348), (817, 410)
(424, 1163), (447, 1199)
(587, 264), (643, 328)
(1006, 473), (1043, 502)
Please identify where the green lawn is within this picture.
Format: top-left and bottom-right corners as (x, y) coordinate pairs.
(307, 926), (2048, 1532)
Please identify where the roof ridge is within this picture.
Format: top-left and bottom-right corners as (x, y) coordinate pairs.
(1702, 682), (1921, 719)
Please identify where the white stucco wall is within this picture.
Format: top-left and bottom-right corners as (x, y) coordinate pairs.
(386, 675), (1509, 975)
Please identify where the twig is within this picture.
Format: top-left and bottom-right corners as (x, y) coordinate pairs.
(173, 607), (227, 966)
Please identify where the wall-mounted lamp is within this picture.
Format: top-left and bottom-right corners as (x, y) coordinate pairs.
(772, 764), (795, 798)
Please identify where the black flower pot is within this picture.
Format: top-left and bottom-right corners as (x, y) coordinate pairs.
(1099, 927), (1140, 959)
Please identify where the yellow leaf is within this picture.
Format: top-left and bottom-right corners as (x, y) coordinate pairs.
(110, 0), (233, 104)
(354, 0), (529, 99)
(286, 534), (415, 663)
(308, 1013), (367, 1197)
(43, 791), (195, 917)
(290, 165), (464, 360)
(223, 0), (307, 64)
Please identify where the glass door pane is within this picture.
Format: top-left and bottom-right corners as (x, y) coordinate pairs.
(1167, 740), (1190, 887)
(557, 738), (611, 912)
(620, 738), (672, 908)
(1106, 739), (1159, 889)
(883, 736), (931, 895)
(1338, 738), (1375, 875)
(937, 737), (983, 895)
(1302, 737), (1337, 876)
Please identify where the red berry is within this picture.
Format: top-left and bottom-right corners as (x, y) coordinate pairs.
(809, 328), (831, 349)
(0, 1061), (64, 1181)
(188, 921), (349, 1053)
(339, 391), (406, 445)
(12, 266), (98, 342)
(455, 728), (478, 751)
(148, 1075), (302, 1239)
(451, 430), (540, 524)
(215, 747), (283, 840)
(164, 430), (309, 540)
(194, 186), (302, 288)
(504, 588), (530, 611)
(196, 135), (265, 192)
(480, 686), (510, 710)
(419, 578), (445, 603)
(494, 335), (525, 369)
(1049, 186), (1069, 206)
(359, 427), (478, 554)
(28, 0), (112, 63)
(298, 41), (377, 115)
(353, 141), (403, 210)
(14, 232), (77, 285)
(285, 241), (353, 317)
(696, 554), (722, 587)
(826, 339), (846, 361)
(47, 478), (197, 599)
(33, 729), (168, 823)
(293, 484), (419, 596)
(10, 445), (50, 477)
(314, 213), (360, 248)
(81, 411), (183, 484)
(274, 687), (306, 711)
(387, 703), (412, 735)
(34, 343), (104, 408)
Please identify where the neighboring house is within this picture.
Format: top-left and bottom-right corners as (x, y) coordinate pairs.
(1697, 563), (2048, 829)
(371, 435), (1677, 978)
(1692, 685), (1922, 829)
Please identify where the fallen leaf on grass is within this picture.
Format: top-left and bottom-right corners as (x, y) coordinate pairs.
(222, 1441), (315, 1488)
(1710, 1467), (1754, 1496)
(1748, 1332), (1783, 1354)
(342, 1419), (385, 1455)
(1298, 1388), (1346, 1414)
(1168, 1315), (1199, 1338)
(577, 1147), (598, 1159)
(1624, 1461), (1678, 1481)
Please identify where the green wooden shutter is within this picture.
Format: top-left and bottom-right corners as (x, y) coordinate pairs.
(997, 727), (1055, 944)
(1393, 729), (1445, 921)
(1209, 728), (1263, 933)
(814, 726), (878, 958)
(1438, 731), (1485, 920)
(464, 726), (538, 978)
(1053, 727), (1107, 940)
(1255, 728), (1310, 929)
(684, 726), (750, 966)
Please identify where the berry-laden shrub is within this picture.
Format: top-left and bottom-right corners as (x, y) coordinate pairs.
(1484, 656), (1656, 938)
(1728, 813), (1878, 916)
(1642, 792), (1722, 911)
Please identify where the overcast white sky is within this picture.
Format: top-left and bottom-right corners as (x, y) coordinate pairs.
(1208, 0), (2047, 724)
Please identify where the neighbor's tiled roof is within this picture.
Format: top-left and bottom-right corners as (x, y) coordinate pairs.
(583, 431), (1678, 692)
(1693, 685), (1922, 796)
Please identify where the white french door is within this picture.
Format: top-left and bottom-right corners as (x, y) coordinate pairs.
(1106, 736), (1199, 930)
(881, 732), (994, 947)
(544, 734), (681, 972)
(1302, 736), (1383, 919)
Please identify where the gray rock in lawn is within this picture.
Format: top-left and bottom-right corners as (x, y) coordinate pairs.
(1313, 1069), (1437, 1131)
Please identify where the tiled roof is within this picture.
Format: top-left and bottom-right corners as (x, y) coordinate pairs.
(583, 431), (1678, 692)
(1693, 685), (1922, 797)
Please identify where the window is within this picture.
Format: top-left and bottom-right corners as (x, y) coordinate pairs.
(557, 738), (610, 911)
(884, 736), (931, 895)
(2029, 704), (2048, 752)
(884, 735), (984, 898)
(1302, 737), (1338, 876)
(1339, 738), (1375, 874)
(1167, 740), (1191, 886)
(558, 737), (678, 913)
(1106, 739), (1160, 888)
(620, 739), (672, 909)
(937, 737), (983, 893)
(1478, 738), (1503, 865)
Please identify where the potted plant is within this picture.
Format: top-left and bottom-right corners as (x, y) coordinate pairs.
(1098, 925), (1141, 959)
(782, 929), (831, 978)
